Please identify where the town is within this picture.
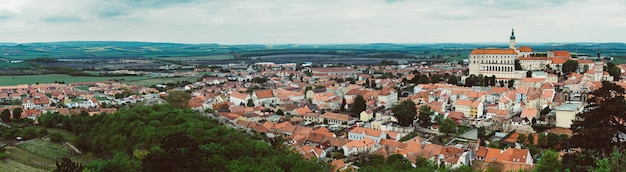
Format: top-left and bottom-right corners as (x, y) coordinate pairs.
(1, 30), (626, 171)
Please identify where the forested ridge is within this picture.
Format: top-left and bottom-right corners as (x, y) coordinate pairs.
(38, 104), (329, 172)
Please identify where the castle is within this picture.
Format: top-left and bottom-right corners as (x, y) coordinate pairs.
(467, 29), (611, 82)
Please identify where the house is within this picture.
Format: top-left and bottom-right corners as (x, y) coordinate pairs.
(302, 112), (323, 124)
(482, 147), (533, 171)
(378, 87), (398, 109)
(342, 137), (376, 156)
(348, 127), (387, 143)
(520, 108), (538, 121)
(320, 112), (353, 125)
(296, 145), (326, 160)
(252, 89), (278, 106)
(447, 111), (464, 125)
(555, 103), (582, 128)
(454, 99), (472, 118)
(360, 110), (374, 122)
(229, 91), (249, 106)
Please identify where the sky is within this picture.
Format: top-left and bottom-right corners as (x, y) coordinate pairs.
(0, 0), (625, 44)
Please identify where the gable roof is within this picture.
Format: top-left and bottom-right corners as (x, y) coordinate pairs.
(349, 127), (384, 137)
(520, 108), (538, 118)
(254, 89), (275, 99)
(470, 49), (518, 55)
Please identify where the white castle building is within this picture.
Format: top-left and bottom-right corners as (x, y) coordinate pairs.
(468, 29), (527, 80)
(467, 29), (611, 82)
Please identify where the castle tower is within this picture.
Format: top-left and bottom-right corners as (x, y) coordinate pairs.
(509, 28), (517, 50)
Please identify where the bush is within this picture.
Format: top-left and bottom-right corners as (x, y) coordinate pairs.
(49, 133), (65, 143)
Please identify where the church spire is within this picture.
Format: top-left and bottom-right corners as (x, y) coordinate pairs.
(510, 28), (515, 40)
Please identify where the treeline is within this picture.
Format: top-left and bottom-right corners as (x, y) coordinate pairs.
(38, 104), (329, 172)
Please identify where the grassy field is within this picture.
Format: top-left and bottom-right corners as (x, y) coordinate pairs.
(0, 127), (95, 171)
(121, 76), (201, 86)
(2, 138), (74, 171)
(0, 159), (47, 172)
(0, 74), (149, 86)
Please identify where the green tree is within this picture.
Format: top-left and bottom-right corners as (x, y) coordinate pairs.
(340, 98), (347, 111)
(515, 59), (522, 70)
(1, 109), (10, 123)
(562, 60), (579, 74)
(448, 75), (458, 85)
(534, 149), (561, 172)
(583, 64), (590, 73)
(12, 108), (22, 121)
(508, 79), (514, 88)
(490, 75), (496, 86)
(571, 81), (626, 155)
(55, 158), (83, 172)
(164, 91), (190, 109)
(246, 99), (255, 107)
(607, 62), (621, 81)
(417, 105), (433, 128)
(391, 100), (417, 127)
(499, 80), (505, 87)
(351, 95), (367, 116)
(431, 74), (440, 83)
(439, 118), (456, 136)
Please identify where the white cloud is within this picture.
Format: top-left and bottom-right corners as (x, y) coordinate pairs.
(0, 0), (624, 43)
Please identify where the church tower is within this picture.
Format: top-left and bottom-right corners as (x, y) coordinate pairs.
(509, 28), (517, 51)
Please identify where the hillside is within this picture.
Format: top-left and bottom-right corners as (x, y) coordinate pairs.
(35, 104), (329, 171)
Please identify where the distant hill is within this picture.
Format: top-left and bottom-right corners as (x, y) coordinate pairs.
(0, 41), (625, 62)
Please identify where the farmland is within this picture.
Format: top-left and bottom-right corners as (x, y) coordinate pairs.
(0, 74), (148, 86)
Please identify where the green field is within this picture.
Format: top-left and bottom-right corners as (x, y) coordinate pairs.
(0, 74), (149, 86)
(0, 159), (47, 172)
(2, 139), (73, 171)
(121, 76), (201, 86)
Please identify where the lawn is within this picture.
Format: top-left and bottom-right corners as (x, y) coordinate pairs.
(0, 74), (148, 86)
(0, 159), (47, 172)
(17, 139), (73, 160)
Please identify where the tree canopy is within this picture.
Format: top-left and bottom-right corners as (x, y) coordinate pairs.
(39, 104), (329, 172)
(391, 100), (417, 127)
(164, 90), (190, 109)
(562, 60), (579, 74)
(351, 95), (367, 116)
(571, 81), (626, 155)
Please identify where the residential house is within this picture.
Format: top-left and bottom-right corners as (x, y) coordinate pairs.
(320, 112), (353, 125)
(252, 89), (278, 106)
(230, 91), (249, 106)
(348, 127), (387, 143)
(342, 137), (377, 156)
(360, 110), (374, 122)
(454, 99), (472, 118)
(555, 103), (582, 128)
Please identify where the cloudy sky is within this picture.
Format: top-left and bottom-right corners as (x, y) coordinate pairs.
(0, 0), (625, 44)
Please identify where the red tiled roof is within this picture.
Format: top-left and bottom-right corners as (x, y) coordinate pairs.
(321, 112), (352, 122)
(551, 57), (570, 64)
(520, 108), (538, 118)
(254, 89), (275, 99)
(519, 46), (533, 52)
(470, 49), (518, 55)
